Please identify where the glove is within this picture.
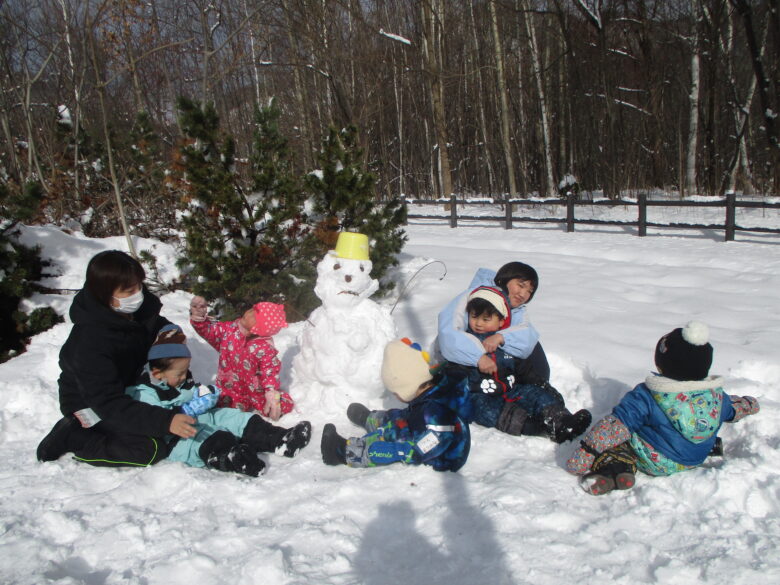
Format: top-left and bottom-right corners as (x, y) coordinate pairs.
(181, 384), (220, 417)
(566, 414), (631, 475)
(729, 395), (759, 423)
(189, 296), (209, 322)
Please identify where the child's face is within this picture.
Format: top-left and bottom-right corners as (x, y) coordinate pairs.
(505, 278), (534, 307)
(238, 308), (256, 336)
(468, 311), (504, 335)
(152, 357), (191, 388)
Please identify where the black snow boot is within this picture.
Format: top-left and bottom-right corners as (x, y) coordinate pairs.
(347, 403), (370, 428)
(36, 416), (89, 462)
(275, 421), (312, 458)
(496, 402), (530, 436)
(321, 424), (347, 466)
(241, 415), (287, 452)
(200, 431), (265, 477)
(526, 406), (592, 444)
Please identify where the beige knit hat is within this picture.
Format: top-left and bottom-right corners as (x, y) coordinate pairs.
(381, 338), (433, 402)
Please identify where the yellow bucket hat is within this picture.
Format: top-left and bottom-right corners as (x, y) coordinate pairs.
(334, 232), (370, 261)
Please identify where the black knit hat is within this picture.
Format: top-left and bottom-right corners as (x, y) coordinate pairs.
(494, 262), (539, 302)
(654, 321), (713, 381)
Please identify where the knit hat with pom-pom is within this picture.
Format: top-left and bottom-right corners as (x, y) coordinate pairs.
(654, 321), (713, 381)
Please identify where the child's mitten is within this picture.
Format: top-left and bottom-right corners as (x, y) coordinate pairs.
(182, 385), (220, 417)
(566, 414), (631, 476)
(729, 395), (759, 423)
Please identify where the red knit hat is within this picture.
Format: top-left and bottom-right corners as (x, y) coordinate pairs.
(251, 303), (288, 337)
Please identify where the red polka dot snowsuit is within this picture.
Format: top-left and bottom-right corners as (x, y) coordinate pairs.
(191, 304), (293, 416)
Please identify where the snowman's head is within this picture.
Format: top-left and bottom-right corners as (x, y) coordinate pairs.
(314, 251), (378, 308)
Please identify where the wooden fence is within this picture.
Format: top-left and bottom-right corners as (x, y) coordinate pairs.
(405, 193), (780, 242)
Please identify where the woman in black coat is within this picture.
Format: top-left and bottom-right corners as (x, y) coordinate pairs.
(37, 250), (196, 466)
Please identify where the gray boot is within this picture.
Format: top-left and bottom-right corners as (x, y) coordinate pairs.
(496, 403), (530, 435)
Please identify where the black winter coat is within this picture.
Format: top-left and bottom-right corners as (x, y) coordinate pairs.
(57, 287), (176, 437)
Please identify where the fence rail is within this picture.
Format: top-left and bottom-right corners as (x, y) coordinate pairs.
(404, 194), (780, 242)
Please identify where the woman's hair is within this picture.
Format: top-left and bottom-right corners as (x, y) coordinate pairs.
(494, 261), (539, 301)
(85, 250), (145, 307)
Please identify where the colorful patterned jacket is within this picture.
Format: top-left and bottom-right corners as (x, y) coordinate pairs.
(613, 374), (735, 472)
(191, 318), (293, 415)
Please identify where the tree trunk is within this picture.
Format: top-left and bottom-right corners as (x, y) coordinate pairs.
(468, 2), (496, 195)
(522, 0), (555, 197)
(421, 0), (452, 197)
(489, 0), (517, 197)
(685, 32), (701, 197)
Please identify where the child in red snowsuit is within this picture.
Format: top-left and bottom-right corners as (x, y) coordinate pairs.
(190, 297), (294, 420)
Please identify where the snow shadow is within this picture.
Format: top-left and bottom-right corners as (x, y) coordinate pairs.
(43, 557), (113, 585)
(352, 473), (514, 585)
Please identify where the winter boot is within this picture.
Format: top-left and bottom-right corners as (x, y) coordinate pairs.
(580, 443), (637, 495)
(321, 424), (347, 466)
(347, 403), (370, 428)
(241, 415), (287, 452)
(275, 421), (312, 458)
(37, 416), (89, 462)
(200, 431), (266, 477)
(527, 406), (592, 444)
(496, 402), (530, 435)
(554, 409), (592, 443)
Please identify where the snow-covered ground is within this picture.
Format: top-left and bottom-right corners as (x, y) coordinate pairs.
(2, 218), (780, 585)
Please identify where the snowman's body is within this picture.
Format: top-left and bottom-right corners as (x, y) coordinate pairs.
(292, 251), (396, 413)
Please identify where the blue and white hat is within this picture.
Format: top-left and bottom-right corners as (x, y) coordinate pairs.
(148, 324), (191, 360)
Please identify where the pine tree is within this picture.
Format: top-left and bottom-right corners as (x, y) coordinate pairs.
(0, 181), (62, 362)
(175, 97), (316, 319)
(305, 126), (407, 294)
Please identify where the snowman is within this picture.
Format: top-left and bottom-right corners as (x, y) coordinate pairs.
(292, 232), (396, 414)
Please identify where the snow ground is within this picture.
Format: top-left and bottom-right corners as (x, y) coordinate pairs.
(2, 218), (779, 585)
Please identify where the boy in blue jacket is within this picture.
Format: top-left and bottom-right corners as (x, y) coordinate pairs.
(567, 321), (760, 495)
(321, 338), (472, 472)
(446, 286), (590, 443)
(126, 324), (311, 477)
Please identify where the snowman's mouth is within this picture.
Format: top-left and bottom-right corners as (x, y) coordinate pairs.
(338, 290), (359, 295)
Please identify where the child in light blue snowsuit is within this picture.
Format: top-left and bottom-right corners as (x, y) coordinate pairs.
(321, 339), (472, 472)
(567, 321), (760, 495)
(126, 324), (311, 477)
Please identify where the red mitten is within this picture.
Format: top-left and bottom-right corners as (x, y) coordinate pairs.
(729, 395), (759, 423)
(566, 414), (631, 475)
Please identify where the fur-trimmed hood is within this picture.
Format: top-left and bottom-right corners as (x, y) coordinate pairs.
(644, 374), (723, 394)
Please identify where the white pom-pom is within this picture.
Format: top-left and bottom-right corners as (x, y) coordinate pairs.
(682, 321), (709, 346)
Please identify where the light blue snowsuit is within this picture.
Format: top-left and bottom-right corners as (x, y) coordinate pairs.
(126, 371), (255, 468)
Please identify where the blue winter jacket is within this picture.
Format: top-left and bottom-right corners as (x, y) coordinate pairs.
(370, 372), (473, 472)
(437, 268), (539, 366)
(613, 374), (735, 468)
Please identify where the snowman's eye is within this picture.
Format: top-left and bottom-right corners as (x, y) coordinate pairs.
(359, 265), (365, 272)
(334, 263), (341, 270)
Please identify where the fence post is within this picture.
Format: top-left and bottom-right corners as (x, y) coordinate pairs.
(450, 195), (457, 228)
(725, 193), (736, 241)
(566, 194), (575, 232)
(505, 199), (513, 229)
(638, 192), (647, 237)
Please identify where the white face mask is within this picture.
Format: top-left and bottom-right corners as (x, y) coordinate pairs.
(113, 288), (144, 314)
